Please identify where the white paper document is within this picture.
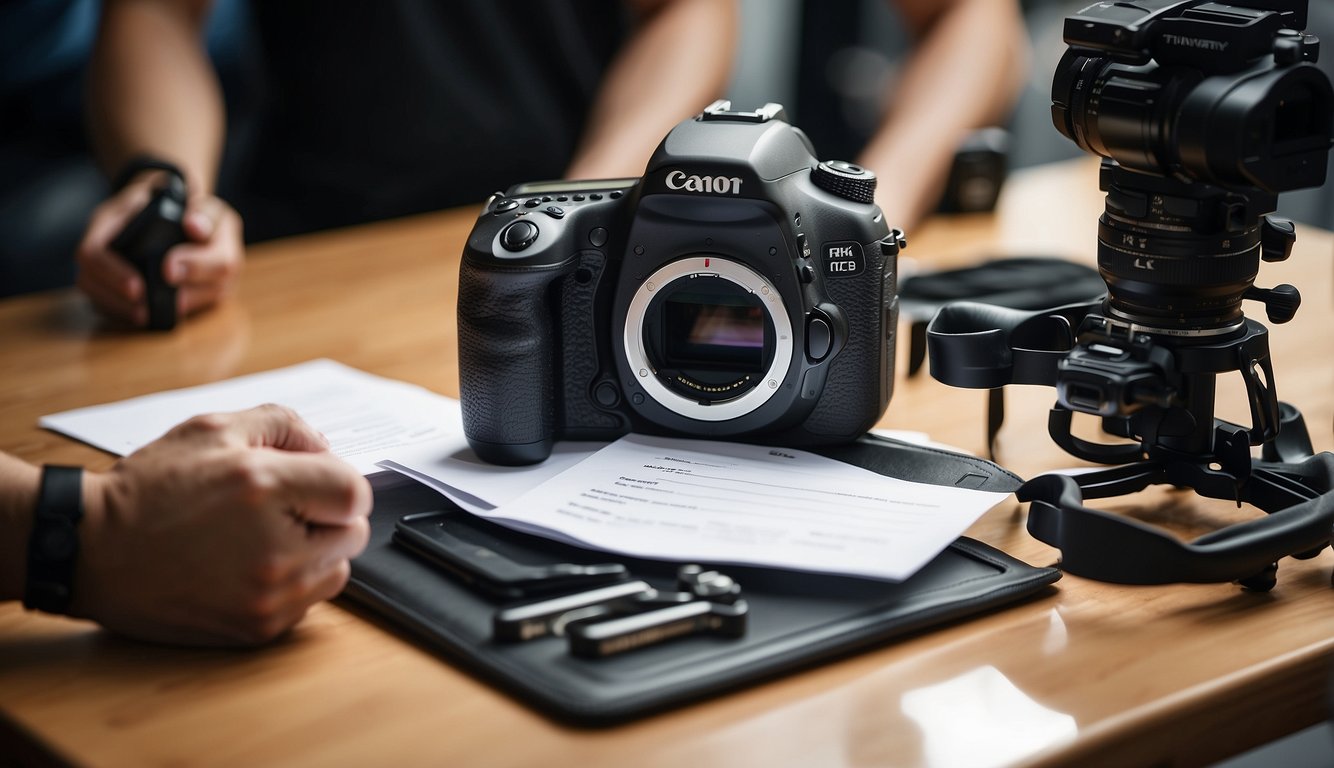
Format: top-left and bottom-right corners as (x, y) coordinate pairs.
(39, 360), (465, 475)
(471, 433), (1009, 582)
(40, 361), (1008, 581)
(377, 441), (603, 513)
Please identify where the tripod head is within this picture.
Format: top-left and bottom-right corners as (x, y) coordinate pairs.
(924, 0), (1334, 589)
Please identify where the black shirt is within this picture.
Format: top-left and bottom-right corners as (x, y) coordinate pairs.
(239, 1), (628, 240)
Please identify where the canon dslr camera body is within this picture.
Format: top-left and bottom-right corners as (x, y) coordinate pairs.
(459, 101), (902, 465)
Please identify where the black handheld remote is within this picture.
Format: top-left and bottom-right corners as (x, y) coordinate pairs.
(110, 173), (187, 331)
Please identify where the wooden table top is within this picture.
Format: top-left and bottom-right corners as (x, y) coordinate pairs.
(1, 159), (1332, 767)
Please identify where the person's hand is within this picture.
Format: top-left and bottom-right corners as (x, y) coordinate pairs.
(75, 172), (244, 327)
(71, 404), (372, 646)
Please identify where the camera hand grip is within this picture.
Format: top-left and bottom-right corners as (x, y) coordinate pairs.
(458, 257), (575, 465)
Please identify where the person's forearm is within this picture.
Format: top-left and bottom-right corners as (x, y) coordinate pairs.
(0, 454), (42, 602)
(89, 0), (225, 193)
(565, 0), (739, 179)
(859, 0), (1029, 230)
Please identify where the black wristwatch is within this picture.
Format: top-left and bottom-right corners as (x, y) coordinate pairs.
(23, 465), (86, 615)
(111, 154), (185, 193)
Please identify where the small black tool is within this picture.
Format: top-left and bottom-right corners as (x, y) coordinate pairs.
(492, 580), (662, 642)
(567, 597), (750, 658)
(562, 564), (748, 657)
(393, 511), (629, 600)
(110, 172), (188, 331)
(675, 564), (743, 604)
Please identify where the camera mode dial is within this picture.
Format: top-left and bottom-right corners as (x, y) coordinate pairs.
(812, 161), (877, 204)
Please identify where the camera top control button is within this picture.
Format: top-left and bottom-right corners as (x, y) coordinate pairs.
(812, 160), (877, 204)
(491, 198), (519, 214)
(807, 315), (833, 361)
(589, 227), (609, 248)
(543, 206), (565, 219)
(523, 198), (541, 208)
(500, 220), (540, 251)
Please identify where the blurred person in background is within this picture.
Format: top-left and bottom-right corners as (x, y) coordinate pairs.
(75, 0), (737, 326)
(0, 0), (251, 298)
(794, 0), (1030, 231)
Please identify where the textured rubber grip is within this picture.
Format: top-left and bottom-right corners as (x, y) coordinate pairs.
(458, 257), (575, 464)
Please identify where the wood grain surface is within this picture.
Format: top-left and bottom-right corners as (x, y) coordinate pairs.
(1, 159), (1332, 767)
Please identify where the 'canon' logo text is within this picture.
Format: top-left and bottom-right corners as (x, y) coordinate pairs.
(665, 170), (744, 195)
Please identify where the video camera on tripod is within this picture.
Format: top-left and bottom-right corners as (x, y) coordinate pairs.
(926, 0), (1334, 590)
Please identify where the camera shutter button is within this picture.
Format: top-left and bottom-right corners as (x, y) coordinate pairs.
(500, 220), (540, 251)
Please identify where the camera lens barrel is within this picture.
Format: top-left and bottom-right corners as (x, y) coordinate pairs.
(1097, 214), (1261, 333)
(1176, 63), (1334, 191)
(1053, 51), (1182, 172)
(1053, 50), (1334, 191)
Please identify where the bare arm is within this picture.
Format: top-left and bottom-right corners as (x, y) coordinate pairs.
(564, 0), (739, 179)
(858, 0), (1029, 231)
(89, 0), (224, 192)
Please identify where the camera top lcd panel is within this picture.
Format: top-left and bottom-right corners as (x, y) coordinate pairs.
(458, 101), (904, 465)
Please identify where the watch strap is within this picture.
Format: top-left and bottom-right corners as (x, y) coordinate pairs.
(111, 155), (185, 193)
(23, 465), (86, 615)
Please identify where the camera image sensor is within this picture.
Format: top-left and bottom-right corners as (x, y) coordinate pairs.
(646, 278), (774, 402)
(667, 296), (765, 364)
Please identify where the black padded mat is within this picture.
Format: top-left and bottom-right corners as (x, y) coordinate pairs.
(344, 435), (1060, 725)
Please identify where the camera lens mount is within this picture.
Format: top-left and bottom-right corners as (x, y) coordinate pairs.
(623, 256), (794, 422)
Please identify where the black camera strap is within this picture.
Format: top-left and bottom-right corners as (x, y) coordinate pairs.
(901, 257), (1105, 378)
(1019, 451), (1334, 588)
(901, 258), (1105, 460)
